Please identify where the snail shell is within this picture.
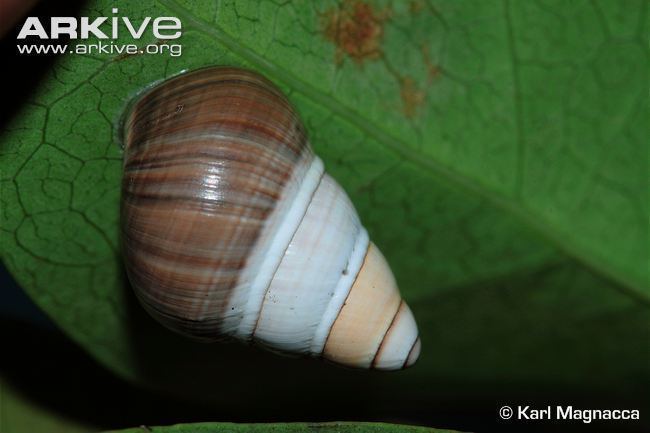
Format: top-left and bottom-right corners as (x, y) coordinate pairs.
(121, 67), (420, 370)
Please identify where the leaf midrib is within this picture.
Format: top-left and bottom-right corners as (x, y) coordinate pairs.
(158, 0), (648, 304)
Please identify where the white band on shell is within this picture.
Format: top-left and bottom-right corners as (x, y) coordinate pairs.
(235, 156), (325, 339)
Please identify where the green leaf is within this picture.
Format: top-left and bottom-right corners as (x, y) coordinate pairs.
(1, 0), (647, 419)
(104, 422), (461, 433)
(0, 376), (90, 433)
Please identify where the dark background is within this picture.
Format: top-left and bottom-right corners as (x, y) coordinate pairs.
(2, 263), (647, 433)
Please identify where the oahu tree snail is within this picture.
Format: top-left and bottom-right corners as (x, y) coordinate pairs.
(120, 67), (421, 370)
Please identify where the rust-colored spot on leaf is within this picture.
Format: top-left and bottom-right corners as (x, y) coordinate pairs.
(421, 44), (441, 84)
(400, 77), (425, 118)
(409, 0), (424, 14)
(427, 64), (441, 81)
(322, 1), (390, 64)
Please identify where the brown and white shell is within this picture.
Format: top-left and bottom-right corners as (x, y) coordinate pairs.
(121, 67), (420, 370)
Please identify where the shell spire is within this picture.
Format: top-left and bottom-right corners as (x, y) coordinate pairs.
(121, 66), (420, 370)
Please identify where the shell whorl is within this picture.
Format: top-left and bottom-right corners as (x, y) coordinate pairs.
(121, 66), (420, 370)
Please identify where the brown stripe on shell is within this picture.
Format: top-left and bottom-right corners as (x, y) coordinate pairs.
(125, 69), (305, 158)
(121, 67), (312, 340)
(371, 300), (405, 368)
(402, 337), (421, 369)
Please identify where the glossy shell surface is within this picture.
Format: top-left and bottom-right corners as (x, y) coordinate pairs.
(121, 67), (420, 370)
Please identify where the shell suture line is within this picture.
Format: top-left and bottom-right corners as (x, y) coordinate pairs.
(310, 226), (370, 355)
(234, 156), (325, 340)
